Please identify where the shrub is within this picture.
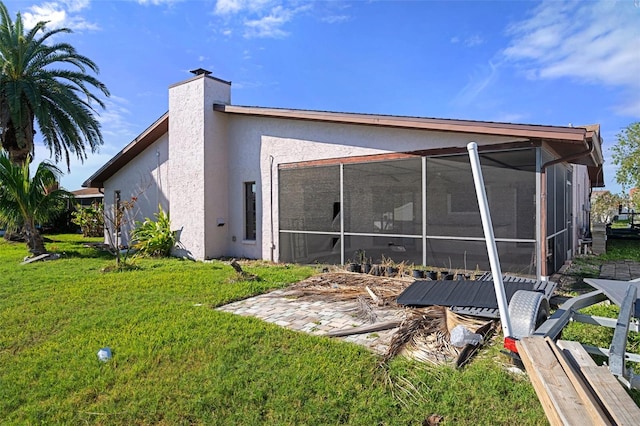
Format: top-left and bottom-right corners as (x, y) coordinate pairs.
(71, 202), (104, 237)
(130, 206), (176, 257)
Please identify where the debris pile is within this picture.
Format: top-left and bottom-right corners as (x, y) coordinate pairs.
(283, 272), (497, 366)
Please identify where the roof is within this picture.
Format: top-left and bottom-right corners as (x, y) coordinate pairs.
(215, 104), (604, 181)
(83, 103), (604, 188)
(214, 104), (588, 141)
(83, 112), (168, 188)
(71, 187), (104, 198)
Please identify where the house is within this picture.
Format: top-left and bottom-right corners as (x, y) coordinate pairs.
(83, 69), (604, 279)
(71, 187), (104, 207)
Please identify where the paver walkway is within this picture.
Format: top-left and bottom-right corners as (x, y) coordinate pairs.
(217, 287), (406, 355)
(218, 261), (640, 356)
(599, 260), (640, 281)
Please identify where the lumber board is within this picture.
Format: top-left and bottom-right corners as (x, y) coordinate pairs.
(556, 340), (598, 368)
(544, 338), (611, 425)
(557, 339), (640, 425)
(581, 366), (640, 426)
(517, 336), (595, 426)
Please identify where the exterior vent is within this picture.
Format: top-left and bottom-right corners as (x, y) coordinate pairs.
(190, 68), (212, 76)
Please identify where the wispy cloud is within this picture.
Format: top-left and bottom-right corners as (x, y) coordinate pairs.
(22, 0), (99, 31)
(615, 98), (640, 118)
(453, 60), (500, 106)
(232, 79), (278, 90)
(243, 5), (295, 38)
(96, 95), (138, 145)
(214, 0), (273, 16)
(503, 0), (640, 118)
(321, 14), (349, 24)
(213, 0), (311, 39)
(451, 34), (484, 47)
(136, 0), (182, 5)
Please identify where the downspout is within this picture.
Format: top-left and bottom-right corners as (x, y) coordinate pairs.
(269, 155), (275, 262)
(541, 137), (594, 172)
(539, 137), (595, 277)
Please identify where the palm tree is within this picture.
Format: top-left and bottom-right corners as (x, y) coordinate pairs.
(0, 152), (72, 255)
(0, 2), (109, 169)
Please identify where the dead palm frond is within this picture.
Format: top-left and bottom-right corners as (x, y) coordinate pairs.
(385, 306), (495, 366)
(356, 295), (377, 323)
(280, 272), (411, 304)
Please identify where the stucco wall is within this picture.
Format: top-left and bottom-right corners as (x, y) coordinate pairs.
(168, 75), (230, 260)
(203, 78), (231, 259)
(103, 134), (169, 246)
(572, 164), (591, 249)
(224, 114), (526, 262)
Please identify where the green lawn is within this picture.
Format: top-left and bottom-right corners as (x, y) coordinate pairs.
(4, 234), (630, 425)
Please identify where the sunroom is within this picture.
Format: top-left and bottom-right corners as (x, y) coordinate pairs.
(278, 142), (600, 279)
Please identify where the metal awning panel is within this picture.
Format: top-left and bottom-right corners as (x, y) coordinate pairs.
(397, 276), (556, 319)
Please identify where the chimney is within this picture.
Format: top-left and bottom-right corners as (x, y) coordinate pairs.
(190, 68), (212, 76)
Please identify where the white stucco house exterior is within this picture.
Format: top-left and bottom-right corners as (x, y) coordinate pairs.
(84, 69), (604, 279)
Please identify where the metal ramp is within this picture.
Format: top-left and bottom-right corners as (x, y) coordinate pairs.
(583, 278), (640, 318)
(397, 275), (556, 319)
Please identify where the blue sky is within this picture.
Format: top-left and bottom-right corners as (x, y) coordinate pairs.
(4, 0), (640, 193)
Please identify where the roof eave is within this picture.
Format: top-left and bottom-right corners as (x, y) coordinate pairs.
(213, 104), (589, 142)
(82, 112), (169, 188)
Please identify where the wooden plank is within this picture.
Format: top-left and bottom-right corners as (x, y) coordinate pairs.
(557, 340), (598, 368)
(517, 336), (595, 426)
(581, 366), (640, 426)
(559, 340), (640, 425)
(545, 338), (611, 425)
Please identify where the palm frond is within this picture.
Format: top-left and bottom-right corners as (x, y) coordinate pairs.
(385, 306), (493, 366)
(0, 3), (108, 168)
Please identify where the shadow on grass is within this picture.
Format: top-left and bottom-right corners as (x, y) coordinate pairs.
(57, 249), (114, 260)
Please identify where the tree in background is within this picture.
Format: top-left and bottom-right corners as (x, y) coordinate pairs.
(71, 202), (104, 237)
(0, 2), (109, 168)
(0, 153), (72, 255)
(611, 122), (640, 191)
(630, 189), (640, 213)
(591, 191), (625, 224)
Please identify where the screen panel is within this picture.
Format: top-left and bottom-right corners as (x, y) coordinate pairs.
(343, 159), (422, 235)
(279, 165), (340, 232)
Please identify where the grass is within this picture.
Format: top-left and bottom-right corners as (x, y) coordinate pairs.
(600, 239), (640, 262)
(1, 235), (638, 424)
(610, 219), (630, 229)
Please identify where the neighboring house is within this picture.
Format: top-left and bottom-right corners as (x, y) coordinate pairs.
(71, 187), (104, 207)
(83, 69), (604, 279)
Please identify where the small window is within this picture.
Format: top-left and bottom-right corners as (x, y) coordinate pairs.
(245, 182), (256, 240)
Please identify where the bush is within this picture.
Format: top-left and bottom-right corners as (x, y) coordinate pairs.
(130, 206), (176, 257)
(71, 202), (104, 237)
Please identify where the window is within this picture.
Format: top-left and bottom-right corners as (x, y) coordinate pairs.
(245, 182), (256, 240)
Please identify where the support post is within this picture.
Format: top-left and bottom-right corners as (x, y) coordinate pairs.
(467, 142), (513, 338)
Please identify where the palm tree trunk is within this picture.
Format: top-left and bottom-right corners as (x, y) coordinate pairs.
(23, 222), (46, 255)
(0, 100), (34, 167)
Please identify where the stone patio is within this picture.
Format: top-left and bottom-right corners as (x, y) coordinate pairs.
(217, 260), (640, 355)
(599, 260), (640, 281)
(216, 286), (407, 355)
